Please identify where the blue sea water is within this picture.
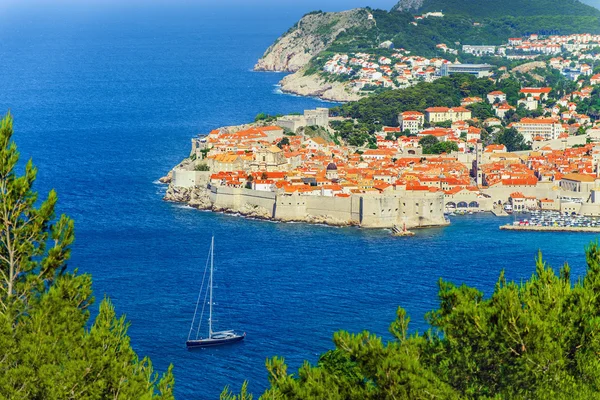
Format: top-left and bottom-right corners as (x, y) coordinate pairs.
(0, 3), (599, 399)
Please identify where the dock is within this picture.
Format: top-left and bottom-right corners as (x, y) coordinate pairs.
(491, 205), (509, 217)
(500, 224), (600, 233)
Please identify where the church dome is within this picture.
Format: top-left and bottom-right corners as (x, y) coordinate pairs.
(326, 162), (337, 171)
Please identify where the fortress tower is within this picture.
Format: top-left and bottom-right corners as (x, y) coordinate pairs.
(475, 141), (483, 187)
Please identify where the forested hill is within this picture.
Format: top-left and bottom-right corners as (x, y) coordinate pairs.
(257, 0), (600, 74)
(325, 8), (600, 58)
(392, 0), (600, 17)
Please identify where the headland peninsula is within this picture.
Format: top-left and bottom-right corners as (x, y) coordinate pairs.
(164, 1), (600, 232)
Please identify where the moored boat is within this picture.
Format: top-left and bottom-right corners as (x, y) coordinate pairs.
(187, 236), (245, 349)
(186, 330), (246, 348)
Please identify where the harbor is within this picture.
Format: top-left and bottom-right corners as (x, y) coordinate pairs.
(501, 225), (600, 233)
(500, 210), (600, 232)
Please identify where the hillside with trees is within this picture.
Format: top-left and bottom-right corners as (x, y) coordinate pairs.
(258, 0), (600, 77)
(225, 244), (600, 399)
(393, 0), (600, 17)
(326, 9), (600, 59)
(332, 69), (576, 126)
(332, 74), (506, 126)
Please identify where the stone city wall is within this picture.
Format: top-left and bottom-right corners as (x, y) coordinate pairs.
(172, 169), (211, 188)
(202, 185), (448, 228)
(209, 186), (277, 215)
(481, 182), (560, 204)
(305, 195), (362, 223)
(273, 194), (309, 220)
(532, 135), (586, 151)
(444, 192), (494, 211)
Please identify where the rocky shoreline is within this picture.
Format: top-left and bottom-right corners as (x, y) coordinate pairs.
(162, 182), (357, 228)
(278, 71), (365, 103)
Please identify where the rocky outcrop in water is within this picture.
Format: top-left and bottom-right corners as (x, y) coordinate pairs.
(164, 185), (212, 210)
(238, 204), (271, 219)
(254, 9), (374, 73)
(158, 170), (173, 184)
(188, 187), (212, 209)
(164, 185), (191, 203)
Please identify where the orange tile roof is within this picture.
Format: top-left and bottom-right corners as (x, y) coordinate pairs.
(561, 173), (595, 182)
(520, 87), (552, 94)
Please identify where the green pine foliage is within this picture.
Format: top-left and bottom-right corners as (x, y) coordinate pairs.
(0, 112), (174, 399)
(226, 244), (600, 399)
(195, 163), (210, 171)
(419, 136), (459, 154)
(496, 127), (531, 151)
(576, 87), (600, 120)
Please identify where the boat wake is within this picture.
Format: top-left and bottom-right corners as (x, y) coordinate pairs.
(271, 85), (339, 104)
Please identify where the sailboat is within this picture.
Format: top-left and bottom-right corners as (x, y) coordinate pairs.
(186, 236), (245, 349)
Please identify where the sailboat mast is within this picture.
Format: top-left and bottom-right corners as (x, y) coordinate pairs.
(208, 236), (214, 338)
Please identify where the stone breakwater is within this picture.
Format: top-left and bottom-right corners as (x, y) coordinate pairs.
(500, 225), (600, 233)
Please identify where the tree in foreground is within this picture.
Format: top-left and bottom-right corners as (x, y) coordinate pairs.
(224, 245), (600, 399)
(0, 112), (174, 399)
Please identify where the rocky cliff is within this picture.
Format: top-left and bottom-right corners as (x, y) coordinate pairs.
(391, 0), (424, 12)
(164, 185), (212, 209)
(278, 69), (365, 102)
(254, 9), (374, 73)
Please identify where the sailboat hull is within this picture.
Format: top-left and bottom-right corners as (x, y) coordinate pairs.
(186, 333), (245, 348)
(187, 238), (245, 349)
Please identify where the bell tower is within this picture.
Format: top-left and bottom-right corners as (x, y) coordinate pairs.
(475, 141), (483, 187)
